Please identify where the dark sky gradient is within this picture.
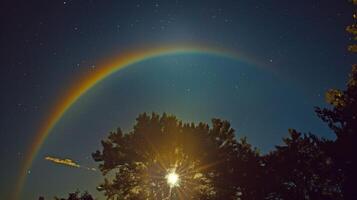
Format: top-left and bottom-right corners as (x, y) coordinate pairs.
(0, 0), (355, 199)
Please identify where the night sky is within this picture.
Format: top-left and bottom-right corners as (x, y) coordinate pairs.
(0, 0), (355, 199)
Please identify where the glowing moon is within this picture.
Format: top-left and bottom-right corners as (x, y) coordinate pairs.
(166, 170), (180, 188)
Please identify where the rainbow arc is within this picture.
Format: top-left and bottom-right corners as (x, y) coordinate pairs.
(13, 44), (259, 199)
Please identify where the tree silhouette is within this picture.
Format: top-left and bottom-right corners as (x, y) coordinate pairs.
(314, 2), (357, 199)
(92, 113), (260, 200)
(91, 113), (346, 200)
(314, 64), (357, 199)
(263, 130), (343, 200)
(38, 191), (94, 200)
(45, 113), (347, 200)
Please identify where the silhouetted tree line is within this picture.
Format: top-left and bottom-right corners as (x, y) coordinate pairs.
(41, 1), (356, 200)
(38, 191), (94, 200)
(49, 64), (356, 200)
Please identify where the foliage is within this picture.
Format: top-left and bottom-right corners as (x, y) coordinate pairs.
(314, 2), (357, 198)
(92, 113), (345, 200)
(263, 130), (343, 200)
(314, 62), (357, 199)
(38, 191), (94, 200)
(92, 113), (261, 200)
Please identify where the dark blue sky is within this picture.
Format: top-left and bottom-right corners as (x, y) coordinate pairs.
(0, 0), (355, 199)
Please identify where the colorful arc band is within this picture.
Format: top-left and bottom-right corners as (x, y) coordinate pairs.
(13, 45), (255, 199)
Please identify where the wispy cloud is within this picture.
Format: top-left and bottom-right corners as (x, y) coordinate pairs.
(45, 156), (96, 171)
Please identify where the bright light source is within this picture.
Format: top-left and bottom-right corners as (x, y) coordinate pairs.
(166, 169), (180, 188)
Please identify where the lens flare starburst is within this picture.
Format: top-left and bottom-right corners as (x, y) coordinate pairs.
(166, 169), (180, 188)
